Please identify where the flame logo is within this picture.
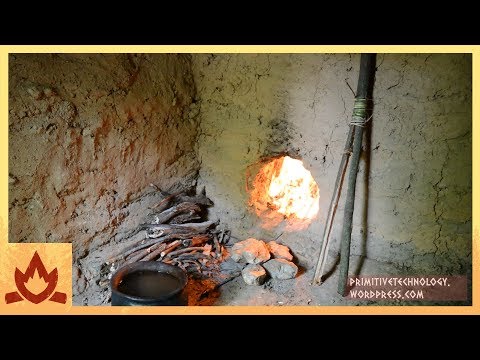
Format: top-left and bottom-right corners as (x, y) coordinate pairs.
(5, 251), (67, 304)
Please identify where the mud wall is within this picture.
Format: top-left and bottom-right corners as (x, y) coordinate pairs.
(8, 54), (201, 300)
(191, 54), (472, 274)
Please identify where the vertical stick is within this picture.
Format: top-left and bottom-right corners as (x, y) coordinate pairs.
(338, 53), (376, 296)
(313, 125), (354, 284)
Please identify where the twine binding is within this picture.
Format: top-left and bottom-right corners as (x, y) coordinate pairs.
(350, 98), (372, 127)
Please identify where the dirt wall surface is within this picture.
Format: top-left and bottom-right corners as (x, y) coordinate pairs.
(191, 53), (472, 275)
(8, 54), (201, 302)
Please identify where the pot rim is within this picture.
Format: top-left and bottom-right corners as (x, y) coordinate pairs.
(110, 261), (187, 303)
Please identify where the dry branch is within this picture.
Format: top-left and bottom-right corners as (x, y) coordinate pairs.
(142, 221), (216, 238)
(123, 242), (164, 263)
(150, 190), (184, 211)
(140, 243), (169, 261)
(126, 249), (151, 264)
(108, 231), (147, 263)
(175, 253), (211, 261)
(147, 202), (201, 225)
(169, 212), (201, 224)
(165, 246), (206, 259)
(103, 187), (229, 288)
(160, 240), (182, 258)
(213, 235), (221, 258)
(182, 234), (211, 247)
(181, 259), (202, 273)
(109, 232), (206, 263)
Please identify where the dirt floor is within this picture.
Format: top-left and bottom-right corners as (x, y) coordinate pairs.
(77, 246), (469, 306)
(186, 254), (404, 306)
(187, 253), (469, 306)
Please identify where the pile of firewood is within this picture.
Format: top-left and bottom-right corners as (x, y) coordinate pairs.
(102, 187), (231, 283)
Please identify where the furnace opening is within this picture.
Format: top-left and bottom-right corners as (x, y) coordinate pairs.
(248, 156), (320, 231)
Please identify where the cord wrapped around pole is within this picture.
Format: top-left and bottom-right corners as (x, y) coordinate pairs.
(337, 53), (376, 296)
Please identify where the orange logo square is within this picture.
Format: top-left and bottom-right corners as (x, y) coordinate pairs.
(0, 243), (72, 313)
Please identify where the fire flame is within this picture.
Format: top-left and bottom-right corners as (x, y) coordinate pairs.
(248, 156), (319, 230)
(24, 269), (50, 295)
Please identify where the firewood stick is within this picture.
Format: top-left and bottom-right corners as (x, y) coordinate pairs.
(202, 244), (212, 256)
(175, 253), (210, 261)
(111, 230), (199, 262)
(213, 235), (221, 258)
(146, 227), (192, 238)
(142, 220), (215, 232)
(177, 193), (213, 206)
(124, 249), (143, 262)
(126, 243), (162, 263)
(220, 229), (231, 244)
(150, 190), (184, 210)
(165, 246), (206, 259)
(107, 231), (147, 263)
(140, 243), (168, 261)
(125, 243), (156, 261)
(111, 233), (184, 262)
(160, 240), (182, 258)
(169, 212), (201, 224)
(126, 248), (153, 264)
(182, 234), (211, 247)
(176, 262), (187, 271)
(123, 239), (166, 259)
(143, 221), (216, 238)
(312, 127), (354, 284)
(182, 259), (202, 273)
(148, 202), (201, 225)
(122, 231), (200, 262)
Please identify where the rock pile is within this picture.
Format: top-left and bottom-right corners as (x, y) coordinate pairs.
(231, 238), (298, 285)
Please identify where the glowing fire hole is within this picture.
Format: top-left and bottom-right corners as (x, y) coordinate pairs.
(248, 156), (320, 230)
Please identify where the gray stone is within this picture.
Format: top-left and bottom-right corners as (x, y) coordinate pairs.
(230, 238), (271, 264)
(267, 241), (293, 261)
(242, 264), (267, 285)
(263, 259), (298, 280)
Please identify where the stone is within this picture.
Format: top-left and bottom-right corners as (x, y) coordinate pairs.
(263, 259), (298, 280)
(267, 240), (293, 261)
(230, 238), (271, 264)
(242, 264), (267, 285)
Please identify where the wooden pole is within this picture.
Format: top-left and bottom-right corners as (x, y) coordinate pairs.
(312, 125), (354, 284)
(337, 53), (376, 296)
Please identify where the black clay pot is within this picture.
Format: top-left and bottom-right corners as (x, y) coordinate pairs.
(110, 261), (188, 306)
